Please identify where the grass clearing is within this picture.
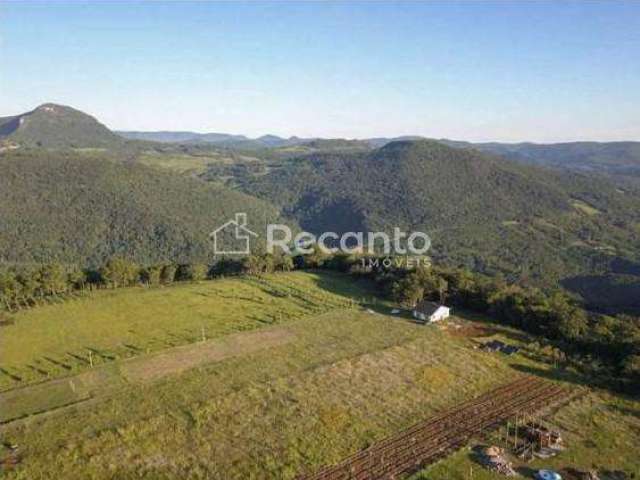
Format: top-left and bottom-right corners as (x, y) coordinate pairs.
(0, 272), (364, 389)
(122, 326), (294, 383)
(571, 199), (601, 216)
(137, 153), (226, 175)
(3, 304), (520, 479)
(137, 152), (264, 175)
(1, 326), (295, 422)
(2, 272), (638, 479)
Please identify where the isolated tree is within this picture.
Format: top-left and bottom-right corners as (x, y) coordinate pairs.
(550, 292), (589, 341)
(278, 255), (295, 272)
(39, 263), (68, 296)
(160, 264), (177, 284)
(304, 248), (329, 269)
(100, 257), (140, 288)
(392, 277), (424, 308)
(67, 268), (87, 291)
(176, 263), (208, 281)
(16, 268), (41, 305)
(141, 265), (162, 286)
(437, 277), (449, 305)
(190, 263), (208, 281)
(241, 255), (264, 275)
(622, 354), (640, 386)
(0, 270), (20, 310)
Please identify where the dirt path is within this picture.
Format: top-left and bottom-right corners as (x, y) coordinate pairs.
(122, 327), (294, 382)
(1, 327), (294, 424)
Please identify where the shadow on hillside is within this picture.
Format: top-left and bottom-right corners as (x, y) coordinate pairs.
(510, 363), (594, 389)
(515, 467), (539, 478)
(310, 270), (377, 299)
(605, 402), (640, 420)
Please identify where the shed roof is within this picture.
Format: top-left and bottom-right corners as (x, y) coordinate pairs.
(414, 300), (446, 316)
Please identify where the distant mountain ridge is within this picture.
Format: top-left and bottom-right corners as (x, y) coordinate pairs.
(117, 130), (315, 149)
(117, 127), (640, 173)
(118, 131), (250, 144)
(3, 103), (639, 174)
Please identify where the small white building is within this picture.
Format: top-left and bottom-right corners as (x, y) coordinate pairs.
(413, 300), (450, 323)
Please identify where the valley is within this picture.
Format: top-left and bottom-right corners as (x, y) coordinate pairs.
(3, 3), (639, 478)
(1, 103), (639, 479)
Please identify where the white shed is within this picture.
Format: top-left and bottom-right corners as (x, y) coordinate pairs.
(413, 300), (450, 323)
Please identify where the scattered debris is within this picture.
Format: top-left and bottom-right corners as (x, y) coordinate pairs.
(0, 443), (21, 471)
(481, 340), (506, 351)
(478, 445), (517, 476)
(526, 421), (563, 449)
(513, 419), (564, 462)
(391, 309), (400, 314)
(480, 340), (520, 355)
(501, 345), (520, 356)
(365, 309), (376, 314)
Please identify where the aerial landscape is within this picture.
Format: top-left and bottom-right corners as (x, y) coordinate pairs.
(1, 2), (639, 479)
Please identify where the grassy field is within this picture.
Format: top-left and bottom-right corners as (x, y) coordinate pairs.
(0, 272), (364, 390)
(136, 151), (263, 176)
(1, 272), (638, 479)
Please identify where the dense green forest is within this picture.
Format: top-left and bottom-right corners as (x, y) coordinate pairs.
(242, 140), (640, 287)
(2, 104), (640, 317)
(0, 150), (289, 266)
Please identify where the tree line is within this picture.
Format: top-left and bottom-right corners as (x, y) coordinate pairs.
(0, 254), (297, 312)
(1, 250), (638, 391)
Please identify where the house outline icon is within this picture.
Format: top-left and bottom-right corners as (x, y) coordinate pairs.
(209, 213), (259, 255)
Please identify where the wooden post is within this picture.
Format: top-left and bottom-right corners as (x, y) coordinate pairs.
(88, 350), (93, 368)
(514, 414), (518, 449)
(505, 421), (510, 447)
(201, 326), (206, 342)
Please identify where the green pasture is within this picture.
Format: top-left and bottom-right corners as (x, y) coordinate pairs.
(1, 272), (638, 479)
(0, 272), (364, 389)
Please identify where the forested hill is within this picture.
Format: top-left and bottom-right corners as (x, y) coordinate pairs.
(244, 140), (640, 285)
(0, 103), (125, 149)
(0, 150), (287, 266)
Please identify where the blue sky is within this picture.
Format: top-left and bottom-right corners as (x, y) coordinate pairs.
(1, 1), (639, 141)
